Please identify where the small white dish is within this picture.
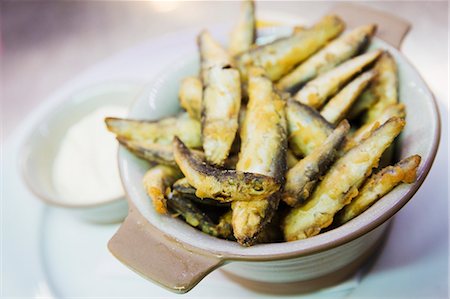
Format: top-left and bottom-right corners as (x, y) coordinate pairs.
(20, 82), (142, 223)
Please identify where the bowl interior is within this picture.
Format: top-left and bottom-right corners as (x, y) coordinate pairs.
(119, 37), (439, 259)
(21, 82), (140, 208)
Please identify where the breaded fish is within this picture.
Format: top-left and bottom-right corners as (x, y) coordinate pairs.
(286, 99), (333, 157)
(232, 196), (280, 246)
(346, 87), (377, 120)
(236, 15), (345, 82)
(229, 0), (256, 56)
(202, 66), (241, 165)
(117, 137), (179, 166)
(216, 210), (235, 240)
(336, 155), (421, 224)
(235, 69), (287, 176)
(345, 103), (405, 152)
(198, 30), (232, 83)
(179, 76), (203, 120)
(364, 52), (399, 123)
(286, 150), (300, 169)
(348, 52), (398, 120)
(283, 120), (350, 207)
(294, 49), (382, 109)
(283, 117), (405, 241)
(173, 137), (280, 202)
(172, 177), (230, 207)
(232, 68), (287, 246)
(172, 177), (197, 197)
(168, 193), (219, 237)
(105, 113), (201, 148)
(320, 70), (376, 125)
(142, 165), (182, 214)
(277, 24), (376, 92)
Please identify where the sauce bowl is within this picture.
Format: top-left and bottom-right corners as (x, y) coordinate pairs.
(20, 82), (141, 223)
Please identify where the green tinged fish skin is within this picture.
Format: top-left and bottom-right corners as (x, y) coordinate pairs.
(116, 135), (206, 166)
(277, 24), (377, 92)
(117, 137), (177, 166)
(173, 136), (280, 203)
(172, 177), (197, 198)
(283, 117), (405, 241)
(231, 194), (280, 246)
(216, 210), (235, 240)
(105, 113), (202, 148)
(283, 120), (350, 207)
(168, 193), (219, 237)
(172, 178), (230, 207)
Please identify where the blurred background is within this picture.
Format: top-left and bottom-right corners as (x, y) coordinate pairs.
(1, 1), (448, 140)
(1, 1), (448, 298)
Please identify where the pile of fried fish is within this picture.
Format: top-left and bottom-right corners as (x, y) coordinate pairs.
(106, 0), (421, 246)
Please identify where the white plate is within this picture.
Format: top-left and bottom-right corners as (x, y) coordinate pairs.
(2, 22), (448, 299)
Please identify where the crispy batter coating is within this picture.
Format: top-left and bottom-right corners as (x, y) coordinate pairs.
(117, 136), (204, 166)
(142, 165), (182, 214)
(364, 52), (399, 122)
(286, 99), (333, 157)
(229, 0), (256, 56)
(283, 120), (349, 207)
(198, 30), (232, 83)
(105, 113), (201, 148)
(202, 66), (241, 165)
(236, 15), (345, 82)
(179, 77), (203, 120)
(344, 103), (405, 152)
(336, 155), (420, 224)
(283, 117), (405, 241)
(294, 50), (382, 109)
(277, 24), (376, 92)
(172, 178), (230, 207)
(232, 68), (287, 246)
(173, 137), (280, 202)
(321, 70), (376, 125)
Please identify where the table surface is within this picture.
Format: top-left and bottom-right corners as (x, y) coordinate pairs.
(2, 1), (449, 298)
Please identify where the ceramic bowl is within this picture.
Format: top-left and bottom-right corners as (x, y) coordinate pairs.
(108, 31), (440, 294)
(20, 82), (141, 223)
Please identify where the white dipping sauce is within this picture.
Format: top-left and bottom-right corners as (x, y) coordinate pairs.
(53, 106), (127, 204)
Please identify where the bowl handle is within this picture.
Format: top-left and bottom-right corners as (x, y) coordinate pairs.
(108, 205), (223, 293)
(331, 3), (411, 49)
